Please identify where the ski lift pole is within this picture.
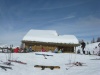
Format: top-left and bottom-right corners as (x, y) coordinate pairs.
(9, 45), (12, 60)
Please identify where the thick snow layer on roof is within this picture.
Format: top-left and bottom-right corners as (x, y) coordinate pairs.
(23, 29), (79, 44)
(25, 29), (58, 37)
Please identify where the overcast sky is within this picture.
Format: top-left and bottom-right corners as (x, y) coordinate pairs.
(0, 0), (100, 46)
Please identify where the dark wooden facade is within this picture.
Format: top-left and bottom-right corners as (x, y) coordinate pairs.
(22, 41), (79, 53)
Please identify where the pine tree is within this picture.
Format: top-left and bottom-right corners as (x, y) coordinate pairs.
(91, 38), (95, 43)
(97, 37), (100, 42)
(92, 38), (95, 43)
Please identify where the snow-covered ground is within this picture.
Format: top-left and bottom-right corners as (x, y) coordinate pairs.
(0, 52), (100, 75)
(76, 42), (100, 55)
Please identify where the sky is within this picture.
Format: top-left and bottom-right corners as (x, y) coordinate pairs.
(0, 0), (100, 46)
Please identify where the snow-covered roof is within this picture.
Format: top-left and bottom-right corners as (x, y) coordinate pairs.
(22, 29), (79, 44)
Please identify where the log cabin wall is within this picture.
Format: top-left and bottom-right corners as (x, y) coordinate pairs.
(22, 41), (79, 53)
(25, 43), (57, 52)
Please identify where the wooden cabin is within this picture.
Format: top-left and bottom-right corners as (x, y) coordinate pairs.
(22, 29), (79, 53)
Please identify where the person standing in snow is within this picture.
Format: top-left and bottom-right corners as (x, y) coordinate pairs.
(53, 47), (58, 53)
(81, 40), (86, 54)
(14, 47), (19, 53)
(58, 49), (62, 53)
(41, 47), (46, 52)
(29, 47), (32, 52)
(98, 43), (100, 56)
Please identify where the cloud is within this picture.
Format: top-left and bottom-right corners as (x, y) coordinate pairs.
(42, 15), (100, 41)
(48, 16), (75, 22)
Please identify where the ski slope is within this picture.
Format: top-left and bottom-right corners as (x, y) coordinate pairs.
(0, 52), (100, 75)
